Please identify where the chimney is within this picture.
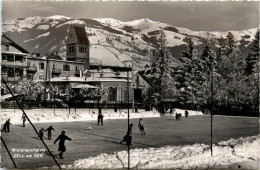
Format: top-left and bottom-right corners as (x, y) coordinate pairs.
(31, 53), (36, 58)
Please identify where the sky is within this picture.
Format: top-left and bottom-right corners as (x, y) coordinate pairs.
(2, 1), (259, 31)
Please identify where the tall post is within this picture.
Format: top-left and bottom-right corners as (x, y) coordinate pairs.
(44, 54), (49, 102)
(131, 62), (134, 113)
(1, 137), (17, 168)
(210, 71), (213, 156)
(127, 66), (130, 169)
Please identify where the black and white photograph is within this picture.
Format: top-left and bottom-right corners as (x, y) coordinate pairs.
(1, 1), (259, 169)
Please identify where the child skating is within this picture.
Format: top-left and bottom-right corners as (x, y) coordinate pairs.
(138, 118), (146, 135)
(45, 126), (55, 140)
(21, 114), (26, 127)
(39, 127), (45, 140)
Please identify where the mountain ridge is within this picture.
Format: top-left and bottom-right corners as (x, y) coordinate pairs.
(2, 15), (257, 69)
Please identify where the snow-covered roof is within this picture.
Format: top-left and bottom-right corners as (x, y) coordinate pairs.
(71, 84), (97, 89)
(37, 76), (129, 83)
(1, 94), (19, 101)
(2, 51), (29, 56)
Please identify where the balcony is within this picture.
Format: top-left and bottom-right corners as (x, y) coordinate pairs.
(1, 60), (26, 68)
(27, 67), (37, 72)
(2, 76), (23, 82)
(52, 69), (62, 74)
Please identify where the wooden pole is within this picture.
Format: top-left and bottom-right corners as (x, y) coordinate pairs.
(1, 137), (17, 168)
(210, 71), (213, 156)
(127, 66), (130, 169)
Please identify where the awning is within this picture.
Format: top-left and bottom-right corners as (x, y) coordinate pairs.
(72, 84), (98, 89)
(1, 94), (19, 101)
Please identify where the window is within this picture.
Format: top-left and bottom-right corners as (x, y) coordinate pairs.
(124, 87), (128, 101)
(63, 64), (70, 71)
(69, 47), (75, 53)
(39, 62), (44, 69)
(136, 76), (140, 86)
(2, 69), (8, 76)
(79, 46), (87, 53)
(108, 87), (117, 101)
(5, 45), (9, 51)
(39, 75), (45, 80)
(27, 61), (31, 67)
(2, 55), (8, 61)
(8, 70), (14, 77)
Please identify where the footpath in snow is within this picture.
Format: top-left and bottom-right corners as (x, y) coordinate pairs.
(62, 135), (259, 169)
(1, 108), (203, 124)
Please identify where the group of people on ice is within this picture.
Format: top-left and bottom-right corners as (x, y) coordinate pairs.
(38, 126), (72, 159)
(2, 114), (72, 159)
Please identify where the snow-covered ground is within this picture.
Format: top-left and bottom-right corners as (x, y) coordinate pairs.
(1, 108), (203, 124)
(62, 135), (259, 169)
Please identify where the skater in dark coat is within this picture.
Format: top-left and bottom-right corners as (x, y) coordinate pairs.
(185, 110), (189, 117)
(39, 127), (45, 140)
(2, 119), (12, 132)
(138, 118), (146, 135)
(120, 123), (133, 145)
(21, 114), (26, 127)
(54, 130), (72, 159)
(45, 126), (55, 140)
(97, 109), (104, 125)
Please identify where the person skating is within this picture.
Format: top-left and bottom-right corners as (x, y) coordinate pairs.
(138, 118), (146, 135)
(2, 119), (12, 132)
(97, 108), (104, 125)
(185, 110), (189, 117)
(54, 130), (72, 159)
(135, 105), (138, 113)
(21, 114), (26, 127)
(45, 126), (55, 140)
(120, 123), (133, 145)
(39, 127), (45, 140)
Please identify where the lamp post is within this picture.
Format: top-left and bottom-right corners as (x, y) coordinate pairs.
(210, 69), (219, 157)
(127, 65), (130, 169)
(210, 70), (213, 157)
(123, 60), (134, 113)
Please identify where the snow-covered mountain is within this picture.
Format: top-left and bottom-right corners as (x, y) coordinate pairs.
(2, 15), (258, 68)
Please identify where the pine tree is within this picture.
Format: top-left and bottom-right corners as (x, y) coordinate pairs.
(214, 32), (247, 106)
(245, 30), (259, 75)
(149, 30), (177, 113)
(197, 41), (217, 106)
(244, 30), (259, 109)
(173, 36), (199, 106)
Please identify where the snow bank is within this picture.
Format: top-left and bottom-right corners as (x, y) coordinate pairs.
(63, 135), (259, 169)
(165, 108), (203, 116)
(1, 109), (160, 124)
(1, 108), (203, 124)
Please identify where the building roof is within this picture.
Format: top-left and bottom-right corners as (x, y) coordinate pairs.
(137, 71), (156, 87)
(2, 51), (29, 56)
(37, 76), (129, 83)
(47, 54), (63, 60)
(73, 25), (89, 45)
(71, 84), (98, 89)
(1, 34), (29, 54)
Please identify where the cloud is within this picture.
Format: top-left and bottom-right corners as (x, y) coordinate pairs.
(28, 3), (55, 12)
